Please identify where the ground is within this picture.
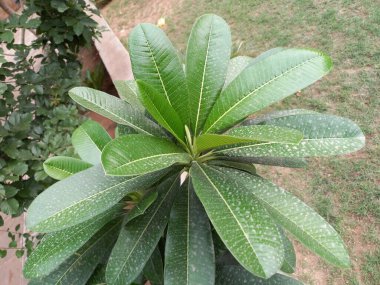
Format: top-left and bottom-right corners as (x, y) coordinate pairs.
(102, 1), (379, 284)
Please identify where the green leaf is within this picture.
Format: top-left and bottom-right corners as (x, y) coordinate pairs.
(43, 156), (93, 180)
(72, 120), (111, 165)
(0, 215), (3, 227)
(28, 219), (122, 285)
(69, 87), (163, 137)
(137, 80), (185, 142)
(113, 80), (144, 112)
(143, 247), (164, 285)
(223, 56), (252, 89)
(26, 165), (167, 232)
(218, 112), (365, 158)
(127, 191), (158, 223)
(186, 14), (231, 134)
(195, 125), (303, 152)
(24, 205), (122, 279)
(280, 228), (296, 274)
(190, 163), (284, 278)
(106, 173), (181, 285)
(204, 49), (333, 133)
(128, 23), (189, 124)
(216, 265), (303, 285)
(101, 134), (191, 176)
(222, 168), (350, 268)
(164, 181), (215, 285)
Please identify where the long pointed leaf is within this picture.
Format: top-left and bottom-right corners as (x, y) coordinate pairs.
(204, 49), (333, 133)
(26, 165), (167, 232)
(101, 135), (191, 176)
(216, 265), (303, 285)
(190, 163), (284, 278)
(195, 125), (303, 152)
(217, 113), (365, 158)
(223, 56), (253, 89)
(128, 24), (189, 124)
(24, 205), (123, 279)
(106, 173), (181, 285)
(186, 14), (231, 134)
(72, 120), (111, 164)
(164, 181), (215, 285)
(43, 156), (92, 180)
(222, 167), (350, 267)
(279, 228), (296, 274)
(69, 87), (163, 137)
(27, 219), (122, 285)
(137, 80), (185, 142)
(220, 156), (308, 168)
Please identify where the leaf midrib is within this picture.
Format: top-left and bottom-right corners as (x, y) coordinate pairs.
(204, 55), (323, 133)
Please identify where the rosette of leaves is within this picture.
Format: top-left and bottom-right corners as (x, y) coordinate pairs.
(24, 14), (365, 285)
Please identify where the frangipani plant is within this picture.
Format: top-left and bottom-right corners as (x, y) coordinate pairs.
(23, 14), (365, 285)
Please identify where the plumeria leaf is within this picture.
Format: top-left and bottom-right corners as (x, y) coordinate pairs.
(72, 120), (111, 165)
(218, 113), (365, 158)
(43, 156), (92, 180)
(190, 163), (284, 278)
(279, 228), (296, 274)
(26, 165), (168, 232)
(128, 23), (189, 124)
(222, 167), (350, 267)
(69, 87), (163, 137)
(164, 181), (215, 285)
(28, 219), (122, 285)
(196, 125), (303, 152)
(24, 205), (123, 279)
(186, 14), (231, 134)
(204, 49), (333, 133)
(101, 135), (191, 176)
(106, 173), (181, 285)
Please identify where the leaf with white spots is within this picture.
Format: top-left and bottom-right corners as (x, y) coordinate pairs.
(143, 247), (164, 285)
(222, 167), (350, 268)
(106, 173), (181, 285)
(27, 219), (122, 285)
(218, 113), (365, 158)
(208, 160), (256, 175)
(126, 191), (158, 223)
(164, 181), (215, 285)
(186, 14), (231, 134)
(24, 205), (123, 279)
(219, 156), (307, 168)
(216, 265), (303, 285)
(128, 23), (189, 124)
(190, 163), (284, 278)
(203, 49), (333, 133)
(43, 156), (92, 180)
(71, 120), (111, 165)
(26, 165), (168, 232)
(195, 125), (303, 153)
(114, 80), (144, 112)
(223, 56), (253, 89)
(69, 87), (163, 137)
(101, 135), (191, 176)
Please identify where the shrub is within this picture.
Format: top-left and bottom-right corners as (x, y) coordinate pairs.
(0, 0), (98, 217)
(24, 14), (365, 284)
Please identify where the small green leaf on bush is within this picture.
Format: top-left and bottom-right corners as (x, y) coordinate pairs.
(0, 249), (7, 258)
(16, 249), (24, 258)
(43, 156), (92, 180)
